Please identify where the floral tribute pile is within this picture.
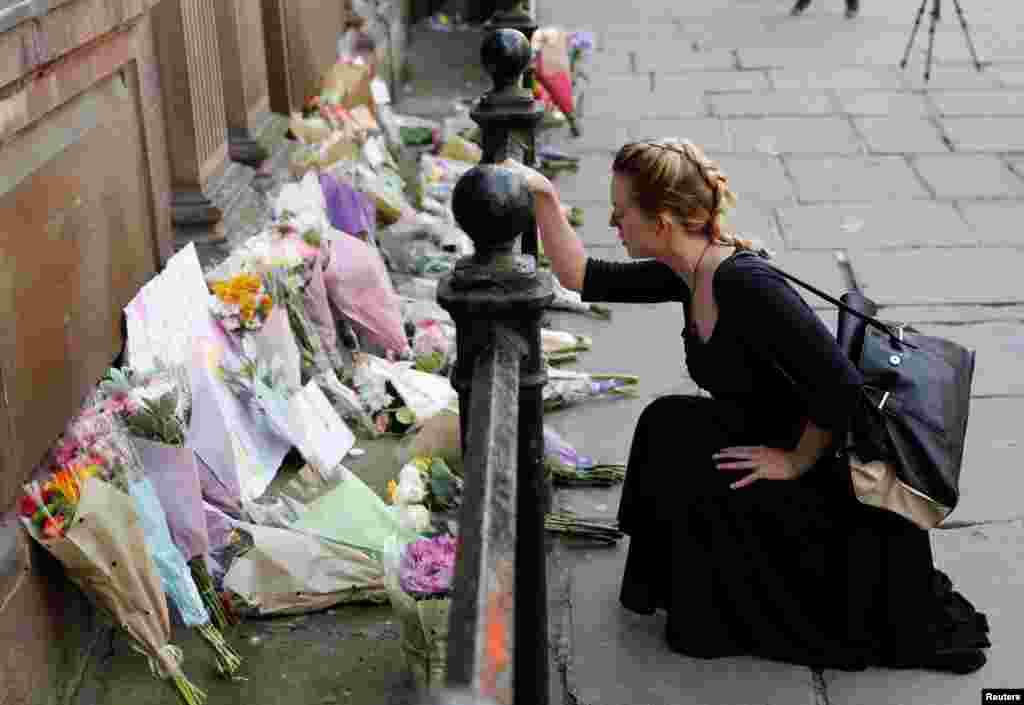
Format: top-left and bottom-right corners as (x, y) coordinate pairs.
(5, 16), (626, 703)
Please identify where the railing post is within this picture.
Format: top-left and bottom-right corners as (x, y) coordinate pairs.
(436, 29), (553, 704)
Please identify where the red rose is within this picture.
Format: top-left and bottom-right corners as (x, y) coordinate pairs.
(17, 495), (38, 518)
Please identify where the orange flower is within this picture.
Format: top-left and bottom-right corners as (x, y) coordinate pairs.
(259, 295), (273, 314)
(386, 480), (398, 504)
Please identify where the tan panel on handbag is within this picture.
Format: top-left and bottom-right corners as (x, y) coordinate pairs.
(850, 456), (952, 530)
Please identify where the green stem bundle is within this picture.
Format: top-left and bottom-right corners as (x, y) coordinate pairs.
(189, 558), (232, 630)
(547, 462), (626, 487)
(197, 622), (242, 678)
(171, 673), (207, 705)
(544, 512), (623, 545)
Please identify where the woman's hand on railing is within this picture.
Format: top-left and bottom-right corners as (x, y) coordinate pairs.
(499, 158), (556, 199)
(500, 159), (586, 292)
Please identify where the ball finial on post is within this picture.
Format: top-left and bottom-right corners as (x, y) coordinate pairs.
(480, 28), (534, 104)
(452, 164), (534, 258)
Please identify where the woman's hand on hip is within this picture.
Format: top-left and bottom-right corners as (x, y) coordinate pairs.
(713, 446), (803, 490)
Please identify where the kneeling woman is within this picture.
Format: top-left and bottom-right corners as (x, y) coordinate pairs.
(504, 139), (990, 673)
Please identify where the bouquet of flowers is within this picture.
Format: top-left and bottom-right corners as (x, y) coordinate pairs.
(543, 426), (626, 487)
(101, 368), (242, 673)
(543, 368), (639, 412)
(208, 270), (303, 392)
(209, 273), (274, 334)
(532, 27), (580, 136)
(541, 328), (592, 366)
(548, 276), (611, 319)
(385, 534), (457, 690)
(386, 457), (463, 533)
(19, 470), (207, 704)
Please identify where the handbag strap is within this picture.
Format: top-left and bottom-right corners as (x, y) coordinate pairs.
(762, 259), (908, 347)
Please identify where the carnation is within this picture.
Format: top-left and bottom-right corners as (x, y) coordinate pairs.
(398, 535), (457, 598)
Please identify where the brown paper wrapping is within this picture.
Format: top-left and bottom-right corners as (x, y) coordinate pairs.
(28, 477), (180, 677)
(320, 62), (375, 111)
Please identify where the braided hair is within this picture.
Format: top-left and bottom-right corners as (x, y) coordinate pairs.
(612, 138), (763, 253)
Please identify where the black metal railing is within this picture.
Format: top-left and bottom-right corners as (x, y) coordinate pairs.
(430, 16), (554, 705)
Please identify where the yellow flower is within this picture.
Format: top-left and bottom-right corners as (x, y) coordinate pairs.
(386, 480), (398, 504)
(411, 457), (432, 473)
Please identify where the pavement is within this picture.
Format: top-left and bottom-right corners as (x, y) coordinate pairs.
(534, 1), (1024, 704)
(70, 2), (1024, 704)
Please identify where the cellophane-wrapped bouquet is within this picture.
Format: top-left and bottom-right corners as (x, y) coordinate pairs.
(384, 533), (458, 691)
(99, 367), (242, 676)
(19, 460), (208, 704)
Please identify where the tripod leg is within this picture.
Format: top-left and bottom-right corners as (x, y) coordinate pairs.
(951, 0), (984, 72)
(900, 0), (930, 70)
(924, 0), (940, 83)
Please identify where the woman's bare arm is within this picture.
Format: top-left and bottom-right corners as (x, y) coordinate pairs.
(501, 160), (586, 291)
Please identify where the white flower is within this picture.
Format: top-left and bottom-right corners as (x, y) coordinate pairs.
(395, 462), (427, 505)
(396, 504), (432, 533)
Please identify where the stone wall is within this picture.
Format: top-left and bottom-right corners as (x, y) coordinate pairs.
(0, 3), (173, 703)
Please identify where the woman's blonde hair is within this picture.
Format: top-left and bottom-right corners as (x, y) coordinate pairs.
(612, 139), (758, 251)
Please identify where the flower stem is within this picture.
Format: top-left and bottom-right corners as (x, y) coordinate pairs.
(197, 622), (242, 678)
(171, 673), (207, 705)
(189, 559), (232, 630)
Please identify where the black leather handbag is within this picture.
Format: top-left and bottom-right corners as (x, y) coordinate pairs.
(771, 267), (976, 528)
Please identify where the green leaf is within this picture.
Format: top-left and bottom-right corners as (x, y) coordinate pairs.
(395, 407), (416, 426)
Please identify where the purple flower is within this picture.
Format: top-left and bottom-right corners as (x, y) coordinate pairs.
(569, 31), (595, 54)
(399, 535), (457, 598)
(543, 427), (594, 470)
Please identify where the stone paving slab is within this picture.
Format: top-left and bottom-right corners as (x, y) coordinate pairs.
(557, 119), (633, 153)
(714, 153), (796, 202)
(722, 199), (787, 250)
(943, 116), (1024, 152)
(567, 204), (616, 247)
(900, 65), (1004, 91)
(550, 153), (615, 202)
(626, 118), (733, 152)
(911, 154), (1024, 200)
(944, 401), (1024, 525)
(631, 118), (733, 152)
(727, 116), (863, 154)
(766, 250), (848, 310)
(582, 77), (707, 119)
(777, 201), (973, 250)
(914, 321), (1024, 398)
(632, 47), (738, 74)
(584, 51), (635, 77)
(657, 71), (773, 95)
(785, 155), (931, 202)
(854, 117), (952, 154)
(990, 65), (1024, 88)
(929, 90), (1024, 116)
(850, 248), (1024, 305)
(959, 201), (1024, 240)
(824, 521), (1024, 704)
(769, 66), (908, 91)
(708, 91), (836, 117)
(546, 296), (692, 392)
(834, 91), (936, 117)
(877, 305), (1024, 325)
(566, 537), (819, 705)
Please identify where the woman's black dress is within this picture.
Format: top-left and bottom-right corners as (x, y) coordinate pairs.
(581, 251), (990, 672)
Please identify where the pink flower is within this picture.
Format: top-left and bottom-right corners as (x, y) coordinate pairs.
(398, 535), (457, 597)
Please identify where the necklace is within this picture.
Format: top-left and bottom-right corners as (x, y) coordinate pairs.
(690, 239), (716, 293)
(687, 239), (717, 340)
